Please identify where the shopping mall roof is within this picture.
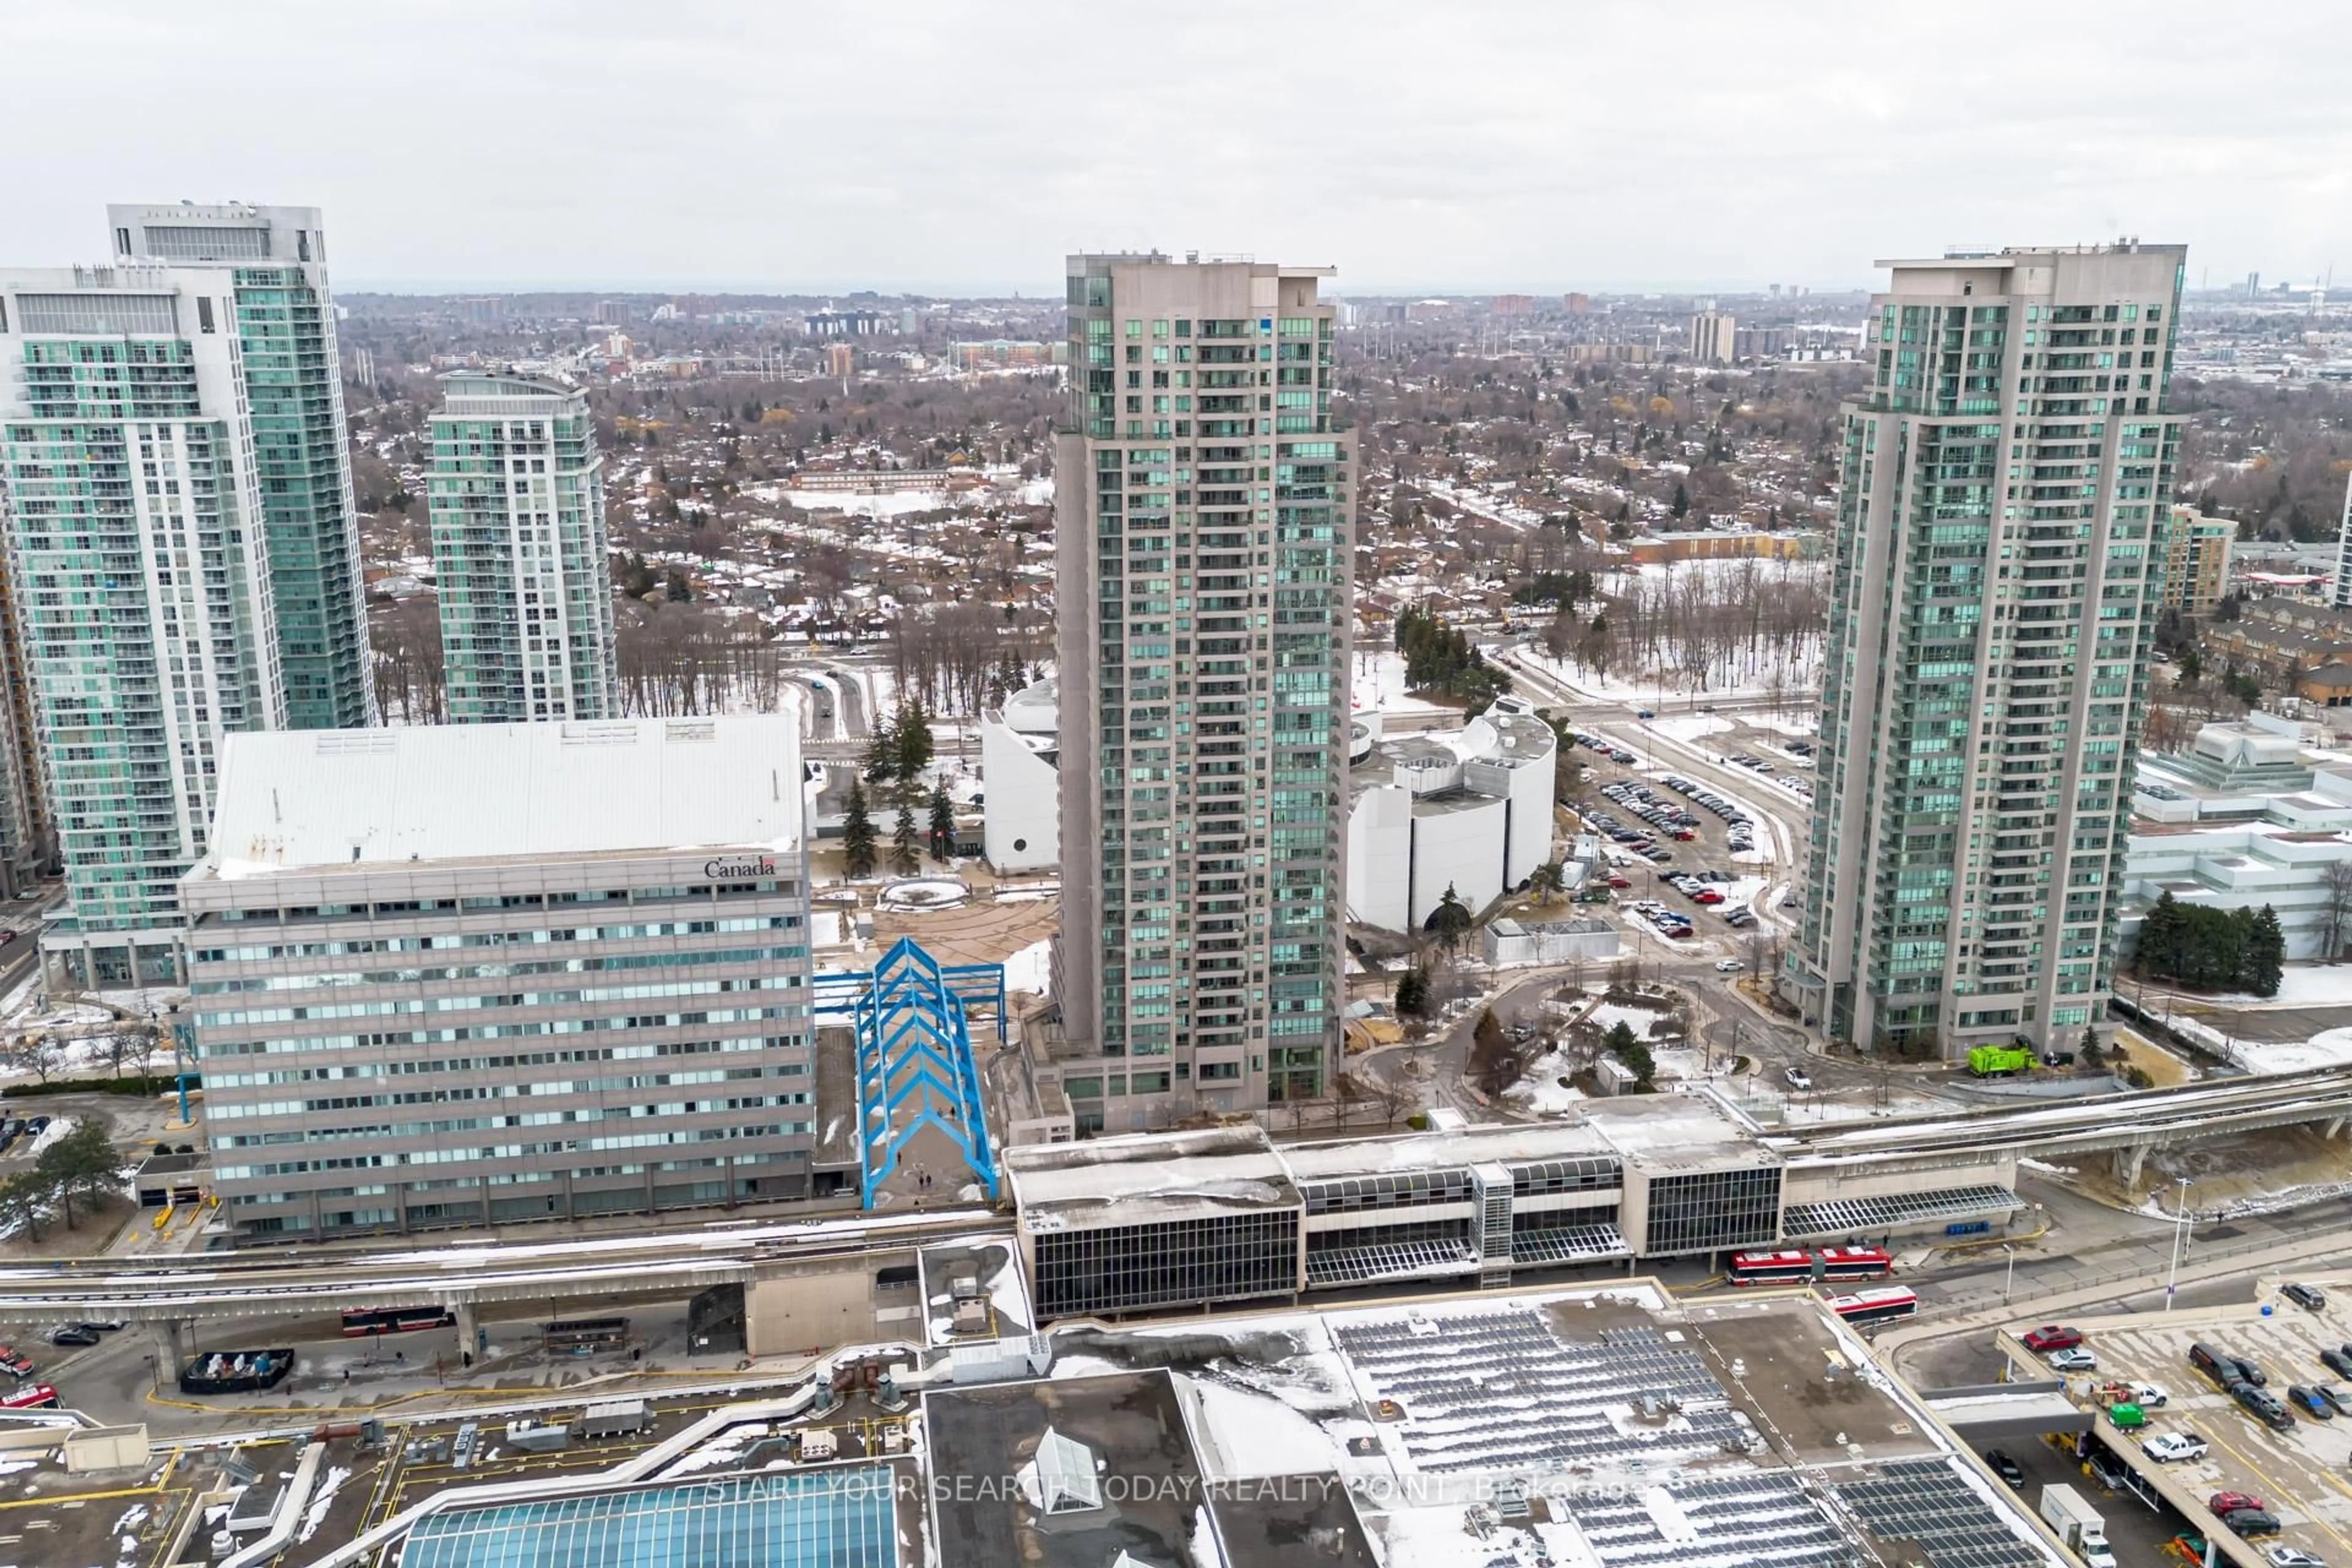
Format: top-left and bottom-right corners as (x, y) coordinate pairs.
(1004, 1124), (1301, 1230)
(190, 714), (805, 880)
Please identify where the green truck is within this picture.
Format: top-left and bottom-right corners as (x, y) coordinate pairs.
(1967, 1044), (2034, 1078)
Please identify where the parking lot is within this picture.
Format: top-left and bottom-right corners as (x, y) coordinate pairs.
(1567, 728), (1770, 945)
(1997, 1278), (2352, 1568)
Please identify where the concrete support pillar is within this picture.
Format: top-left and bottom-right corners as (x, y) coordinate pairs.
(451, 1300), (478, 1364)
(2114, 1140), (2150, 1186)
(146, 1319), (189, 1385)
(2326, 1115), (2347, 1142)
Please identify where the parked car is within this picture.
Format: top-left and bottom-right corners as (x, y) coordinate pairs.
(2228, 1355), (2269, 1388)
(2231, 1382), (2295, 1431)
(2086, 1449), (2128, 1490)
(1783, 1066), (1813, 1091)
(1981, 1449), (2025, 1488)
(2267, 1548), (2326, 1568)
(2050, 1348), (2100, 1373)
(2319, 1384), (2352, 1417)
(2130, 1382), (2169, 1408)
(2319, 1347), (2352, 1380)
(2024, 1325), (2085, 1352)
(2221, 1511), (2282, 1539)
(2143, 1432), (2209, 1463)
(2283, 1282), (2327, 1311)
(45, 1326), (95, 1348)
(2289, 1384), (2335, 1419)
(1714, 959), (1743, 973)
(75, 1321), (123, 1335)
(2211, 1492), (2269, 1517)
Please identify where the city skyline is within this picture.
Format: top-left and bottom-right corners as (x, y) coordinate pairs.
(6, 3), (2345, 295)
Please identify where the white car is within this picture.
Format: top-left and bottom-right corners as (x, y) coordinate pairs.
(2268, 1549), (2326, 1568)
(2143, 1432), (2209, 1463)
(1783, 1066), (1814, 1091)
(2048, 1348), (2099, 1372)
(1714, 959), (1743, 973)
(2132, 1382), (2168, 1408)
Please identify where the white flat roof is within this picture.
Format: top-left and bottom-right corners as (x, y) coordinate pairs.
(190, 715), (804, 880)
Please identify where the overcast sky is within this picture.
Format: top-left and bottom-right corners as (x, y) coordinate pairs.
(10, 2), (2345, 297)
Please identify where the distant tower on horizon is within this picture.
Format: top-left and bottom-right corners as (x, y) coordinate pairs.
(1785, 241), (2187, 1060)
(426, 371), (615, 723)
(1051, 252), (1355, 1118)
(108, 203), (370, 731)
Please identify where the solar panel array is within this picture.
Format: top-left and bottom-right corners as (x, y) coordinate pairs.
(1510, 1223), (1631, 1265)
(400, 1469), (899, 1568)
(1330, 1310), (1743, 1474)
(1781, 1186), (2018, 1239)
(1834, 1458), (2048, 1568)
(1564, 1474), (1857, 1568)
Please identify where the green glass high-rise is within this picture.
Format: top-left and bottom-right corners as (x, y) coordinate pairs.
(1785, 243), (2187, 1058)
(108, 205), (369, 731)
(1052, 254), (1354, 1121)
(426, 371), (614, 723)
(0, 265), (287, 984)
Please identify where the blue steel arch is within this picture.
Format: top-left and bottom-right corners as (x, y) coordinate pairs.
(812, 937), (1003, 1208)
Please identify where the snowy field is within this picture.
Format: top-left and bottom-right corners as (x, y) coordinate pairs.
(1001, 938), (1052, 997)
(1351, 649), (1461, 716)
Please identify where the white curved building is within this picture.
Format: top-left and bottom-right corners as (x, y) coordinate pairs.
(1346, 695), (1558, 932)
(978, 679), (1060, 871)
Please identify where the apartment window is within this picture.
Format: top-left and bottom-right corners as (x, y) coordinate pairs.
(1152, 319), (1169, 337)
(1175, 318), (1192, 337)
(1126, 318), (1143, 338)
(115, 227), (131, 256)
(197, 297), (216, 334)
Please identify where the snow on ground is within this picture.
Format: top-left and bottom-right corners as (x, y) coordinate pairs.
(810, 911), (845, 948)
(1584, 1001), (1670, 1041)
(1509, 1045), (1586, 1114)
(25, 1117), (74, 1159)
(2195, 966), (2352, 1010)
(1649, 714), (1732, 744)
(1001, 939), (1052, 997)
(1351, 649), (1460, 715)
(2231, 1025), (2352, 1075)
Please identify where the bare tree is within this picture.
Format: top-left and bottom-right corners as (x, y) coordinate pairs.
(0, 1035), (61, 1086)
(2320, 860), (2352, 963)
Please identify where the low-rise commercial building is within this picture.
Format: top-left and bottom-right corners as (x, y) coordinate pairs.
(2126, 714), (2352, 959)
(182, 716), (816, 1240)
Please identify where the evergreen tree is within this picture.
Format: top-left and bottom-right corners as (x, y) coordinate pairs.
(1394, 966), (1430, 1017)
(893, 701), (934, 781)
(927, 782), (957, 862)
(861, 726), (897, 785)
(889, 798), (921, 875)
(1423, 883), (1474, 956)
(841, 778), (878, 877)
(2244, 904), (2286, 997)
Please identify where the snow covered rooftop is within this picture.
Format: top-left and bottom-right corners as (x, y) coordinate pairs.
(1005, 1124), (1301, 1227)
(190, 715), (804, 880)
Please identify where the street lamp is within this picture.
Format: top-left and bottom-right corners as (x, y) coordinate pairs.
(2165, 1177), (2193, 1311)
(2003, 1243), (2016, 1306)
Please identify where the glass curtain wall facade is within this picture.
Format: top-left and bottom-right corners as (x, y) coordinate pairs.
(1787, 244), (2187, 1058)
(108, 205), (369, 731)
(0, 267), (286, 980)
(1052, 254), (1354, 1121)
(428, 371), (615, 722)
